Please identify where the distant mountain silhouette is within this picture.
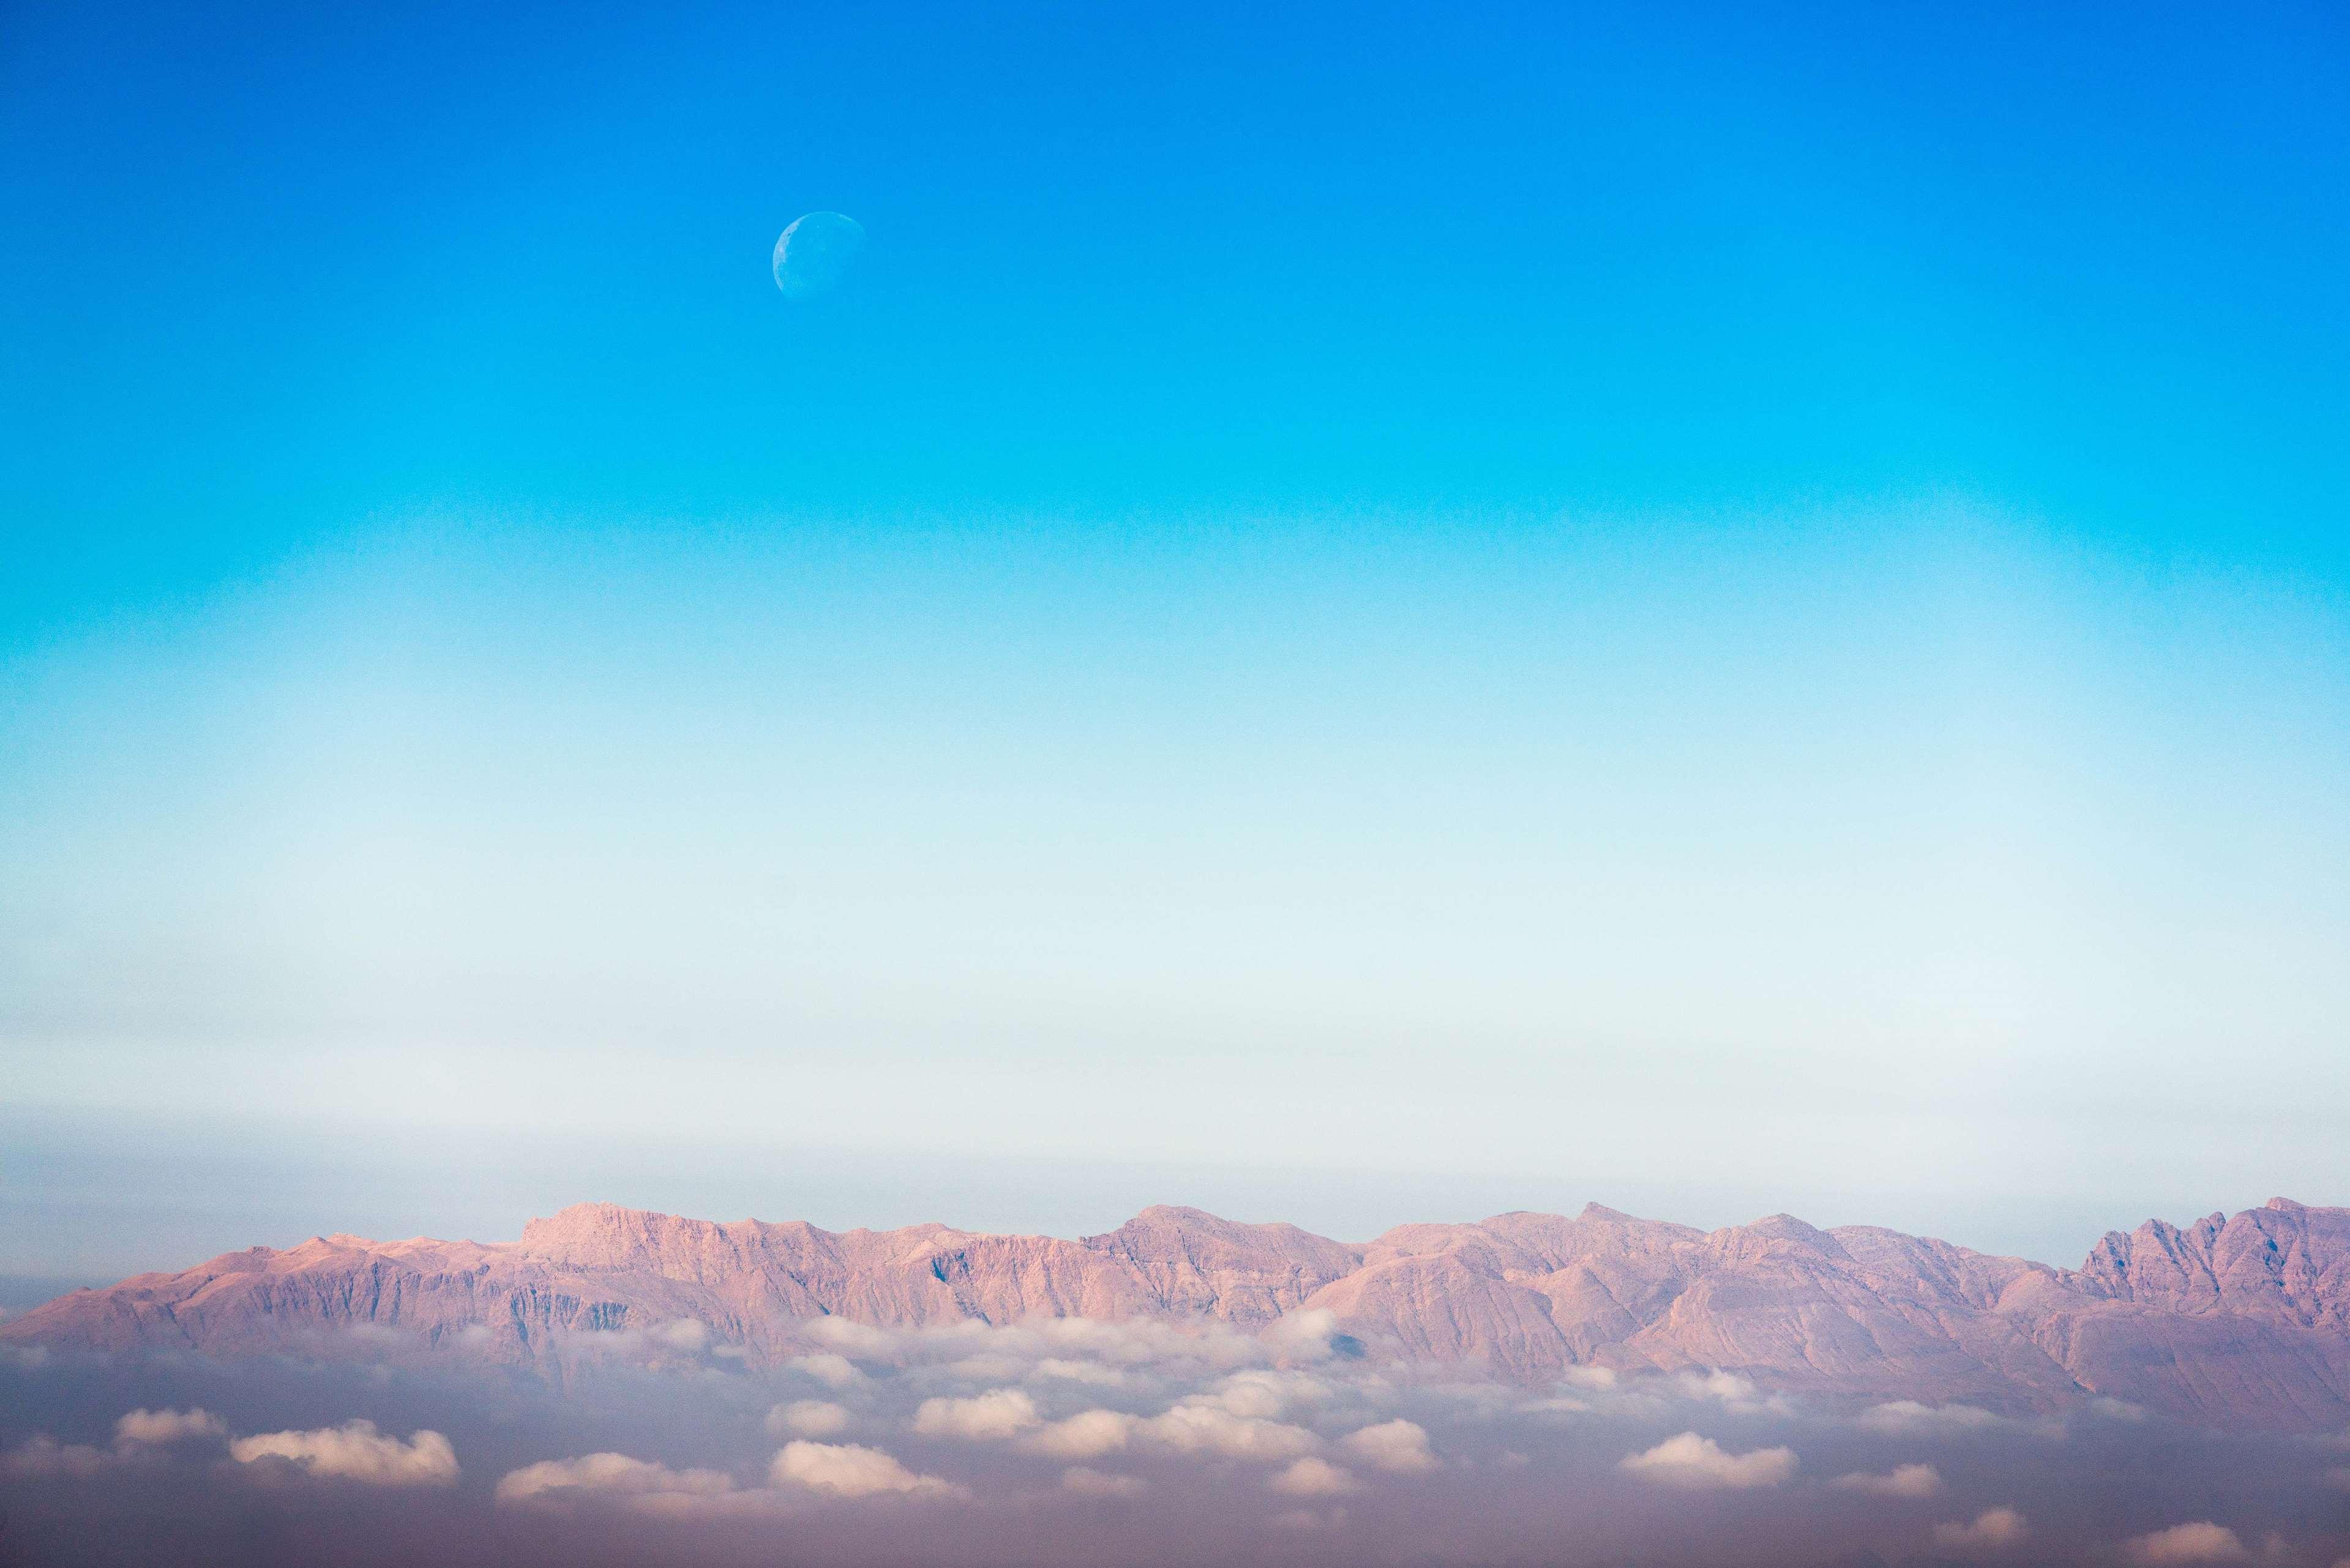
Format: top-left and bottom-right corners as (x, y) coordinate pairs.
(10, 1197), (2348, 1430)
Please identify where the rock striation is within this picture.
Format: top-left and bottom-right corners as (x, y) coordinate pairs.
(9, 1197), (2349, 1431)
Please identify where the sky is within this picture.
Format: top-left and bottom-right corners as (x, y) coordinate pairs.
(2, 1), (2348, 1277)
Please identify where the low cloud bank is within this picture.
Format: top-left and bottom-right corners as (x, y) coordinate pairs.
(229, 1419), (460, 1486)
(2, 1318), (2346, 1567)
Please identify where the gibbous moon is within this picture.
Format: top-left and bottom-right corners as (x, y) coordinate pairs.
(772, 212), (865, 299)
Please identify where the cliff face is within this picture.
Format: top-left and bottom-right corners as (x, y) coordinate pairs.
(10, 1197), (2349, 1431)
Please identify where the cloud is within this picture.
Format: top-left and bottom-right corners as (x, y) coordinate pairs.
(1031, 1357), (1126, 1386)
(1933, 1507), (2030, 1551)
(785, 1351), (865, 1389)
(1199, 1369), (1330, 1421)
(2125, 1523), (2251, 1565)
(1338, 1419), (1439, 1473)
(769, 1441), (966, 1500)
(1618, 1432), (1797, 1490)
(2324, 1466), (2350, 1491)
(1270, 1504), (1347, 1531)
(114, 1408), (227, 1447)
(1025, 1409), (1139, 1460)
(649, 1320), (709, 1353)
(228, 1421), (459, 1487)
(1855, 1400), (2006, 1435)
(1268, 1457), (1363, 1497)
(1262, 1309), (1342, 1361)
(912, 1388), (1041, 1441)
(2, 1436), (112, 1478)
(768, 1399), (853, 1438)
(494, 1452), (735, 1507)
(1061, 1465), (1148, 1498)
(1829, 1462), (1942, 1498)
(1140, 1402), (1320, 1463)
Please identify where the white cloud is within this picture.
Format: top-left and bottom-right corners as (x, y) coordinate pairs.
(1933, 1507), (2030, 1552)
(1201, 1369), (1330, 1420)
(767, 1400), (853, 1438)
(942, 1354), (1027, 1384)
(1829, 1462), (1942, 1498)
(2126, 1523), (2251, 1566)
(1025, 1409), (1139, 1460)
(1268, 1457), (1363, 1497)
(1618, 1432), (1797, 1490)
(769, 1441), (966, 1500)
(1062, 1465), (1148, 1498)
(649, 1320), (709, 1353)
(494, 1452), (735, 1507)
(1262, 1309), (1342, 1361)
(229, 1421), (458, 1487)
(807, 1318), (897, 1356)
(1674, 1370), (1758, 1403)
(1142, 1403), (1320, 1463)
(1856, 1400), (2005, 1435)
(1338, 1419), (1438, 1473)
(786, 1352), (865, 1389)
(912, 1388), (1040, 1441)
(113, 1408), (226, 1448)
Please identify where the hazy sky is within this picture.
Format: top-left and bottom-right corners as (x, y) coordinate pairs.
(4, 2), (2346, 1273)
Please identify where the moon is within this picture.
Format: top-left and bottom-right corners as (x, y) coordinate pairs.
(772, 212), (865, 299)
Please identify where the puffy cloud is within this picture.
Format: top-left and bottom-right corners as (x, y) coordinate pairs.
(1031, 1358), (1126, 1387)
(1856, 1400), (2005, 1435)
(1262, 1309), (1342, 1361)
(1933, 1507), (2030, 1552)
(785, 1351), (865, 1388)
(1200, 1369), (1330, 1421)
(114, 1408), (226, 1448)
(1025, 1409), (1139, 1460)
(1674, 1370), (1758, 1403)
(807, 1318), (897, 1356)
(1268, 1457), (1363, 1497)
(770, 1441), (966, 1500)
(229, 1421), (458, 1487)
(1829, 1462), (1942, 1498)
(1141, 1403), (1320, 1463)
(494, 1452), (735, 1507)
(1338, 1419), (1438, 1474)
(1061, 1465), (1148, 1498)
(649, 1320), (709, 1353)
(1618, 1432), (1797, 1490)
(912, 1388), (1040, 1441)
(767, 1400), (853, 1438)
(2125, 1523), (2251, 1565)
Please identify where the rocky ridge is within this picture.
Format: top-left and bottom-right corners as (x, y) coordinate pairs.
(9, 1197), (2349, 1431)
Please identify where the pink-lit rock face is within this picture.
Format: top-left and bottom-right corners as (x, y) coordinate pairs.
(10, 1198), (2349, 1432)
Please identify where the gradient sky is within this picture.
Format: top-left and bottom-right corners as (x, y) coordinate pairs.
(4, 1), (2347, 1275)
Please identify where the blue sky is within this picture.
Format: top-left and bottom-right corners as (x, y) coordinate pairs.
(2, 2), (2346, 1272)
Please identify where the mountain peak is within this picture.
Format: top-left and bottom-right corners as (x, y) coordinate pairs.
(8, 1195), (2348, 1432)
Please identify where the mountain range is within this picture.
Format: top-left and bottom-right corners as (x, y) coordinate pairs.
(9, 1196), (2349, 1431)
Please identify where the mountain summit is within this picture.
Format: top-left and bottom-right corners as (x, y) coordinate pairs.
(10, 1197), (2349, 1430)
